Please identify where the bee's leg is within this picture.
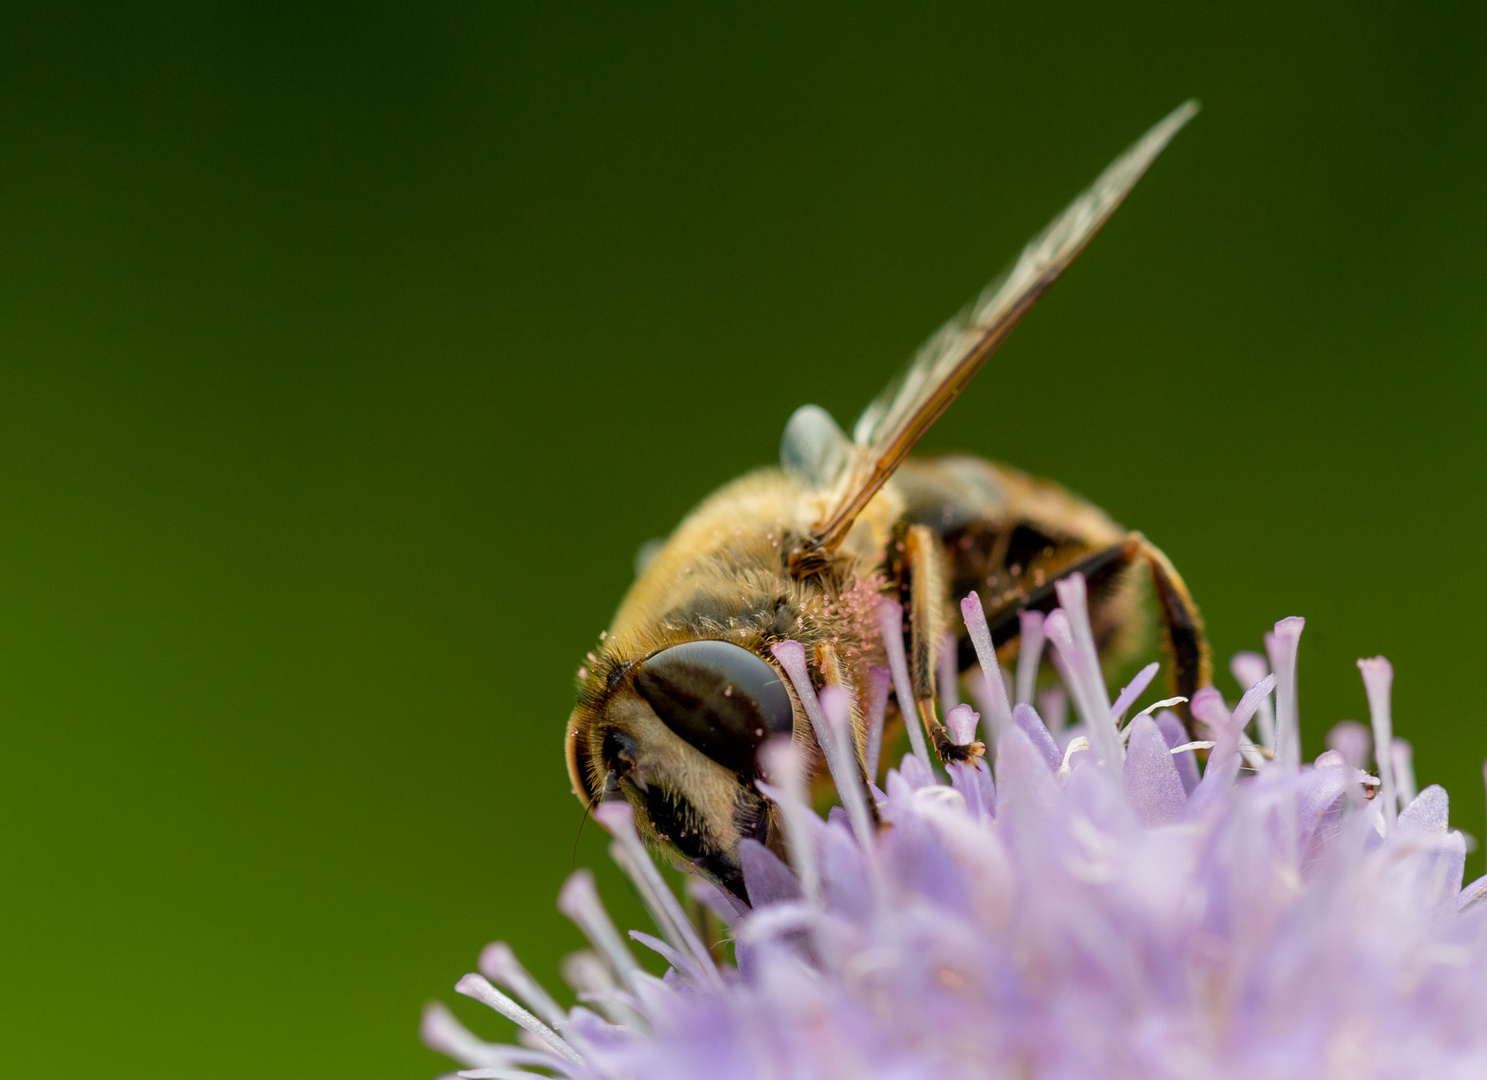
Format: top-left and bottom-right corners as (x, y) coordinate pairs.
(982, 532), (1211, 730)
(904, 524), (984, 765)
(1129, 533), (1211, 714)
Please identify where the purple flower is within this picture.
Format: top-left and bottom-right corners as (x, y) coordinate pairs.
(425, 575), (1487, 1079)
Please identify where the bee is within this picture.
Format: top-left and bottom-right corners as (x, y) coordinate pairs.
(566, 102), (1211, 901)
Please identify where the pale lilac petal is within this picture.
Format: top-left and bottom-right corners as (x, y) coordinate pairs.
(1267, 616), (1305, 771)
(1461, 874), (1487, 912)
(863, 665), (892, 782)
(455, 974), (584, 1066)
(686, 877), (747, 927)
(948, 759), (996, 822)
(1037, 683), (1068, 734)
(1046, 578), (1119, 766)
(479, 942), (567, 1031)
(1110, 662), (1159, 725)
(421, 1001), (569, 1072)
(875, 598), (932, 768)
(945, 702), (979, 746)
(1392, 737), (1417, 807)
(772, 642), (874, 846)
(1015, 608), (1045, 707)
(960, 591), (1014, 747)
(430, 587), (1487, 1080)
(816, 682), (876, 845)
(556, 870), (642, 990)
(1231, 649), (1276, 750)
(595, 801), (718, 980)
(1295, 763), (1353, 852)
(738, 838), (803, 908)
(1397, 784), (1449, 833)
(1123, 714), (1186, 827)
(1325, 720), (1372, 770)
(1155, 711), (1199, 794)
(757, 738), (821, 905)
(1358, 656), (1397, 830)
(1189, 685), (1229, 734)
(1010, 702), (1062, 772)
(938, 629), (961, 715)
(892, 751), (937, 792)
(995, 725), (1060, 824)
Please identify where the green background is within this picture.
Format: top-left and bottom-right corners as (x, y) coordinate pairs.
(2, 3), (1484, 1076)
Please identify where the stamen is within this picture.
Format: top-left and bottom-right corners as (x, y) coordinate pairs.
(1045, 577), (1119, 767)
(686, 877), (747, 927)
(1015, 609), (1045, 707)
(420, 1001), (571, 1072)
(1392, 738), (1417, 808)
(757, 737), (822, 904)
(1231, 674), (1277, 733)
(1110, 662), (1159, 726)
(1190, 681), (1273, 772)
(1010, 702), (1062, 772)
(1057, 735), (1092, 779)
(938, 630), (961, 716)
(875, 598), (932, 769)
(1230, 651), (1276, 751)
(945, 703), (994, 819)
(629, 929), (708, 984)
(558, 951), (648, 1031)
(1135, 696), (1188, 720)
(819, 685), (878, 846)
(594, 801), (720, 982)
(863, 665), (892, 783)
(1266, 617), (1305, 771)
(1358, 656), (1397, 831)
(1037, 684), (1068, 735)
(960, 592), (1013, 748)
(1325, 720), (1371, 770)
(479, 942), (567, 1032)
(455, 974), (585, 1067)
(556, 869), (642, 992)
(771, 642), (875, 846)
(945, 702), (979, 746)
(1168, 741), (1215, 754)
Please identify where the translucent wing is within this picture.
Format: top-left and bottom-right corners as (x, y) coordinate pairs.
(800, 101), (1198, 558)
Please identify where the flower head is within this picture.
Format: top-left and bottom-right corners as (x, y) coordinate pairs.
(425, 577), (1487, 1080)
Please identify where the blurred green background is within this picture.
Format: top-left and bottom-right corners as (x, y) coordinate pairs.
(1, 2), (1483, 1075)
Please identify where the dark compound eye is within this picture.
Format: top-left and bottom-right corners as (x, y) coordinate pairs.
(634, 639), (794, 775)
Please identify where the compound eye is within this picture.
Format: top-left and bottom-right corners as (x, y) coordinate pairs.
(634, 640), (795, 775)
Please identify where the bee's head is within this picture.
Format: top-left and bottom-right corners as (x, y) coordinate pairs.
(566, 638), (797, 902)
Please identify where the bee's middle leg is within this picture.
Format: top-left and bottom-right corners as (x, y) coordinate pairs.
(903, 524), (984, 765)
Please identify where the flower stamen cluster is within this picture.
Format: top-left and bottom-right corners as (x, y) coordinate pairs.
(425, 575), (1487, 1080)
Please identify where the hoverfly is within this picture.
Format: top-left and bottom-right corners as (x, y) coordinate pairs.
(566, 102), (1210, 901)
